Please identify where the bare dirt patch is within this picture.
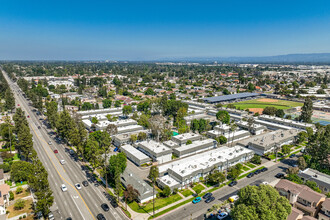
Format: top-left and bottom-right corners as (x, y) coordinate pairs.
(248, 108), (264, 114)
(257, 98), (278, 103)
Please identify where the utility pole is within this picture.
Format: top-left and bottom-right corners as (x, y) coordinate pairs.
(153, 177), (155, 218)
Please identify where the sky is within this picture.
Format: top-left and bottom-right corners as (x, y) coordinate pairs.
(1, 0), (330, 60)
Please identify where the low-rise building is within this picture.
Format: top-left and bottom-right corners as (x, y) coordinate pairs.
(275, 179), (326, 218)
(137, 140), (172, 164)
(0, 183), (10, 216)
(238, 129), (299, 155)
(76, 107), (122, 117)
(258, 115), (316, 131)
(319, 198), (330, 220)
(172, 139), (216, 158)
(120, 168), (154, 203)
(113, 130), (148, 147)
(298, 169), (330, 194)
(158, 146), (253, 189)
(120, 144), (151, 166)
(235, 120), (266, 135)
(206, 124), (251, 141)
(172, 133), (203, 145)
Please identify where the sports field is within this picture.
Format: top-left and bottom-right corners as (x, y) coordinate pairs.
(227, 98), (303, 112)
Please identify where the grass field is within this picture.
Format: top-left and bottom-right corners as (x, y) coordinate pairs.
(228, 98), (303, 110)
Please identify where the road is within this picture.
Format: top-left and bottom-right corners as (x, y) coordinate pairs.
(1, 68), (127, 220)
(159, 160), (292, 220)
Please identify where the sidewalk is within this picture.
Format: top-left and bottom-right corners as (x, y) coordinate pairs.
(129, 160), (276, 220)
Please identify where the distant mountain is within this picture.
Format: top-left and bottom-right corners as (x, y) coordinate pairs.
(159, 53), (330, 64)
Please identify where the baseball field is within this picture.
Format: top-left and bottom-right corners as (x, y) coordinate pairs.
(227, 98), (303, 114)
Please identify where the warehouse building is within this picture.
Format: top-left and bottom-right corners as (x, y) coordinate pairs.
(120, 144), (151, 166)
(238, 129), (299, 155)
(137, 140), (172, 164)
(172, 139), (216, 158)
(158, 146), (254, 189)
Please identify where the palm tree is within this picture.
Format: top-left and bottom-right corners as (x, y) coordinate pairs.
(106, 124), (118, 136)
(230, 123), (238, 148)
(247, 117), (255, 134)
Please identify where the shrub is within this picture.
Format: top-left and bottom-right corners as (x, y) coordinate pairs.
(16, 186), (23, 194)
(14, 199), (25, 210)
(19, 217), (22, 220)
(251, 155), (261, 165)
(195, 188), (202, 194)
(186, 140), (192, 145)
(23, 215), (26, 218)
(173, 188), (178, 195)
(9, 191), (14, 201)
(162, 186), (171, 197)
(0, 163), (11, 173)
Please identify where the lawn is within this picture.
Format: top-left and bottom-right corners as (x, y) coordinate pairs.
(242, 166), (250, 171)
(129, 194), (182, 213)
(180, 189), (193, 197)
(192, 184), (205, 193)
(228, 98), (303, 110)
(245, 162), (256, 168)
(8, 198), (33, 218)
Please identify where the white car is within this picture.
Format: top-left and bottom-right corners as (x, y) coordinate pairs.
(60, 160), (66, 165)
(217, 212), (228, 220)
(75, 183), (82, 190)
(61, 184), (67, 192)
(261, 181), (269, 185)
(229, 195), (239, 203)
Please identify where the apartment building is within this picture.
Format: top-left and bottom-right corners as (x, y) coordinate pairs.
(137, 140), (172, 164)
(319, 198), (330, 220)
(298, 169), (330, 194)
(120, 144), (151, 166)
(171, 133), (203, 145)
(275, 179), (326, 218)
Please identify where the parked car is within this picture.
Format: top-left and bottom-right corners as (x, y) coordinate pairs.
(97, 213), (106, 220)
(229, 195), (239, 203)
(192, 193), (198, 197)
(289, 154), (296, 158)
(48, 212), (55, 220)
(247, 172), (254, 178)
(205, 196), (215, 203)
(203, 192), (212, 199)
(254, 169), (261, 175)
(192, 197), (202, 204)
(275, 173), (285, 178)
(229, 181), (238, 187)
(61, 184), (67, 192)
(82, 181), (89, 187)
(54, 149), (58, 153)
(261, 167), (268, 172)
(217, 212), (229, 219)
(101, 203), (110, 212)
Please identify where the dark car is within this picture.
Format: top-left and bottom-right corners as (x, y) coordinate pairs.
(110, 198), (118, 208)
(247, 172), (254, 178)
(97, 213), (106, 220)
(229, 181), (238, 187)
(192, 193), (198, 197)
(66, 218), (72, 220)
(101, 203), (110, 212)
(203, 192), (212, 199)
(205, 196), (215, 203)
(261, 167), (268, 172)
(254, 169), (261, 175)
(275, 173), (285, 178)
(289, 154), (296, 158)
(82, 180), (89, 187)
(38, 126), (41, 129)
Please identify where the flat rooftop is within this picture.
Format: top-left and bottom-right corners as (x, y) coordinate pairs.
(159, 146), (253, 177)
(138, 140), (172, 154)
(172, 133), (202, 142)
(258, 115), (315, 128)
(203, 92), (260, 103)
(120, 144), (150, 161)
(174, 139), (215, 152)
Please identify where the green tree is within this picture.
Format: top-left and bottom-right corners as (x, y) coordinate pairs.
(123, 105), (133, 117)
(84, 138), (100, 169)
(17, 123), (33, 161)
(102, 99), (112, 108)
(148, 165), (159, 184)
(190, 119), (200, 133)
(145, 88), (155, 95)
(114, 100), (121, 108)
(296, 131), (308, 144)
(250, 155), (261, 165)
(10, 161), (33, 182)
(137, 132), (147, 141)
(228, 165), (242, 180)
(4, 88), (15, 111)
(14, 199), (25, 210)
(216, 135), (227, 145)
(216, 110), (230, 124)
(162, 186), (171, 197)
(16, 186), (23, 194)
(130, 134), (137, 143)
(109, 152), (127, 179)
(91, 117), (99, 124)
(300, 97), (313, 123)
(186, 140), (192, 145)
(231, 185), (291, 220)
(281, 145), (291, 156)
(206, 170), (226, 186)
(275, 109), (285, 118)
(45, 101), (58, 128)
(262, 106), (277, 116)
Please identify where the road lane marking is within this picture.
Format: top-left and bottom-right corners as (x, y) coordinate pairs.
(29, 113), (95, 220)
(71, 195), (86, 220)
